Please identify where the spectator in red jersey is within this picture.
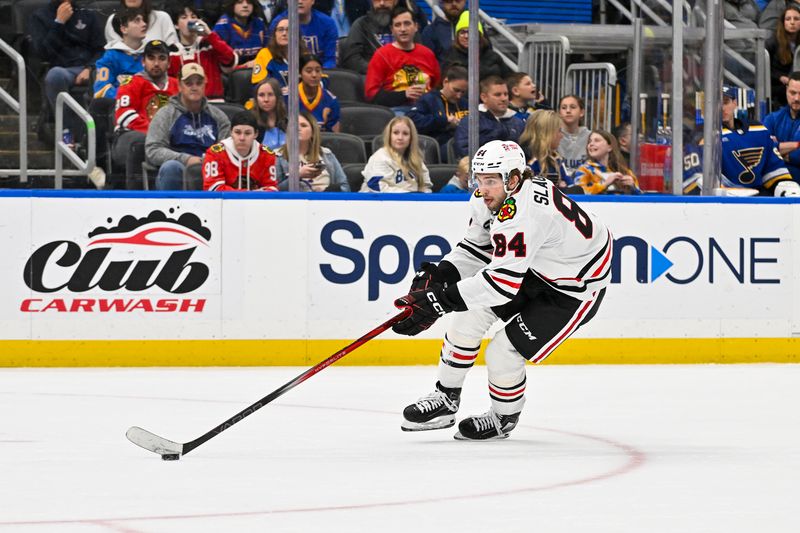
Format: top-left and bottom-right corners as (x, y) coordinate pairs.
(364, 5), (439, 112)
(203, 111), (278, 191)
(168, 1), (237, 101)
(112, 40), (179, 188)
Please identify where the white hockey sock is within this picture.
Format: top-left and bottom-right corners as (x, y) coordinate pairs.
(485, 329), (527, 416)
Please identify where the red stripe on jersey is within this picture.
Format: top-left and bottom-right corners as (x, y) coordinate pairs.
(590, 233), (613, 277)
(489, 274), (522, 289)
(532, 296), (594, 363)
(488, 384), (525, 397)
(452, 352), (478, 361)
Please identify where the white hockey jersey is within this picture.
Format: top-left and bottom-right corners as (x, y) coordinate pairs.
(443, 176), (612, 308)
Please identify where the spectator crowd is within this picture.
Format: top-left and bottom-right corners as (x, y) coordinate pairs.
(19, 0), (800, 196)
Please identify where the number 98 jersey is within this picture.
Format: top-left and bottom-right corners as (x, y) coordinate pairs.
(445, 176), (613, 309)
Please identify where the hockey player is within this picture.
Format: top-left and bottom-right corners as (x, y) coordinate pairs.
(393, 140), (612, 440)
(202, 111), (278, 191)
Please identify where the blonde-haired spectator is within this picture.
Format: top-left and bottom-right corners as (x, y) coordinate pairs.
(438, 156), (470, 193)
(519, 109), (571, 187)
(574, 129), (642, 194)
(361, 116), (433, 192)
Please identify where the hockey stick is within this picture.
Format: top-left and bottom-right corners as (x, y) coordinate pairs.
(126, 309), (411, 460)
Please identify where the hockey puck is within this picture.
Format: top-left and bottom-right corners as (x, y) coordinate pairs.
(161, 453), (180, 461)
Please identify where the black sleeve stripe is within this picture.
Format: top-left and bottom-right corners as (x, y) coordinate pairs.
(464, 238), (494, 251)
(577, 234), (611, 279)
(482, 271), (516, 299)
(494, 268), (526, 278)
(458, 242), (492, 264)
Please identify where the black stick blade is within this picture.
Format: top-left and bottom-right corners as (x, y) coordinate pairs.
(126, 426), (184, 458)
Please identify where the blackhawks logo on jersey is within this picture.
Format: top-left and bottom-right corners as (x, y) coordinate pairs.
(497, 197), (517, 222)
(473, 189), (482, 198)
(210, 143), (225, 153)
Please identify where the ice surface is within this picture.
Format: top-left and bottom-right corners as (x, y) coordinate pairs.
(0, 364), (798, 532)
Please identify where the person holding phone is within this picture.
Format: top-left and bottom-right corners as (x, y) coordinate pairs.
(168, 1), (237, 100)
(274, 111), (350, 191)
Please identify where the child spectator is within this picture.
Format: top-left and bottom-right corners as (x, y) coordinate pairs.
(519, 109), (573, 189)
(365, 5), (440, 109)
(298, 54), (340, 132)
(268, 0), (339, 68)
(558, 94), (590, 178)
(251, 18), (308, 92)
(274, 111), (350, 191)
(213, 0), (268, 66)
(251, 78), (287, 149)
(94, 8), (147, 99)
(407, 64), (468, 154)
(361, 116), (432, 192)
(438, 155), (470, 193)
(146, 63), (231, 190)
(613, 121), (632, 167)
(104, 0), (178, 46)
(112, 40), (179, 186)
(441, 11), (511, 81)
(574, 129), (642, 194)
(169, 1), (238, 101)
(507, 72), (549, 122)
(203, 111), (278, 191)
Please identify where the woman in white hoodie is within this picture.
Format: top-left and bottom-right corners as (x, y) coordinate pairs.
(361, 116), (432, 193)
(105, 0), (179, 46)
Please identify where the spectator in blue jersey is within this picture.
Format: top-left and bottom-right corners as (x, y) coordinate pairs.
(94, 8), (147, 99)
(213, 0), (268, 66)
(764, 71), (800, 182)
(251, 78), (287, 149)
(268, 0), (339, 68)
(438, 155), (470, 193)
(251, 18), (309, 92)
(339, 0), (399, 74)
(519, 109), (575, 191)
(297, 54), (341, 132)
(421, 0), (464, 61)
(104, 0), (178, 47)
(407, 65), (468, 156)
(721, 85), (799, 196)
(29, 1), (106, 137)
(453, 76), (525, 159)
(146, 63), (231, 190)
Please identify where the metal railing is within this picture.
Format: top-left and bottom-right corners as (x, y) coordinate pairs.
(54, 92), (96, 189)
(519, 35), (571, 111)
(0, 37), (27, 183)
(565, 63), (618, 132)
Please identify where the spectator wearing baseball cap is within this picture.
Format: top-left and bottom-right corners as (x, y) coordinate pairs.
(720, 84), (799, 196)
(145, 62), (231, 190)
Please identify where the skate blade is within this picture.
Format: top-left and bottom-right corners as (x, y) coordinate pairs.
(453, 431), (510, 441)
(401, 415), (456, 432)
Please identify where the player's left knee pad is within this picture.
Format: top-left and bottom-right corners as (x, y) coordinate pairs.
(484, 329), (527, 415)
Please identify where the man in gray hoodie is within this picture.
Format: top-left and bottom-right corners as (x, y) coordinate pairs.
(145, 63), (230, 190)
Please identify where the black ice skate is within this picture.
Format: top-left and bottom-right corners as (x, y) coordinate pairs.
(401, 383), (460, 432)
(453, 410), (520, 440)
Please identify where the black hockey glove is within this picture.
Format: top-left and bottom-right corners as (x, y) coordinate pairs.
(408, 261), (461, 292)
(392, 286), (456, 336)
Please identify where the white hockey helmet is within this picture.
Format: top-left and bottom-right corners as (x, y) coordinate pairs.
(471, 140), (527, 189)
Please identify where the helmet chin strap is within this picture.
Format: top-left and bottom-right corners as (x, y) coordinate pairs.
(502, 172), (523, 195)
